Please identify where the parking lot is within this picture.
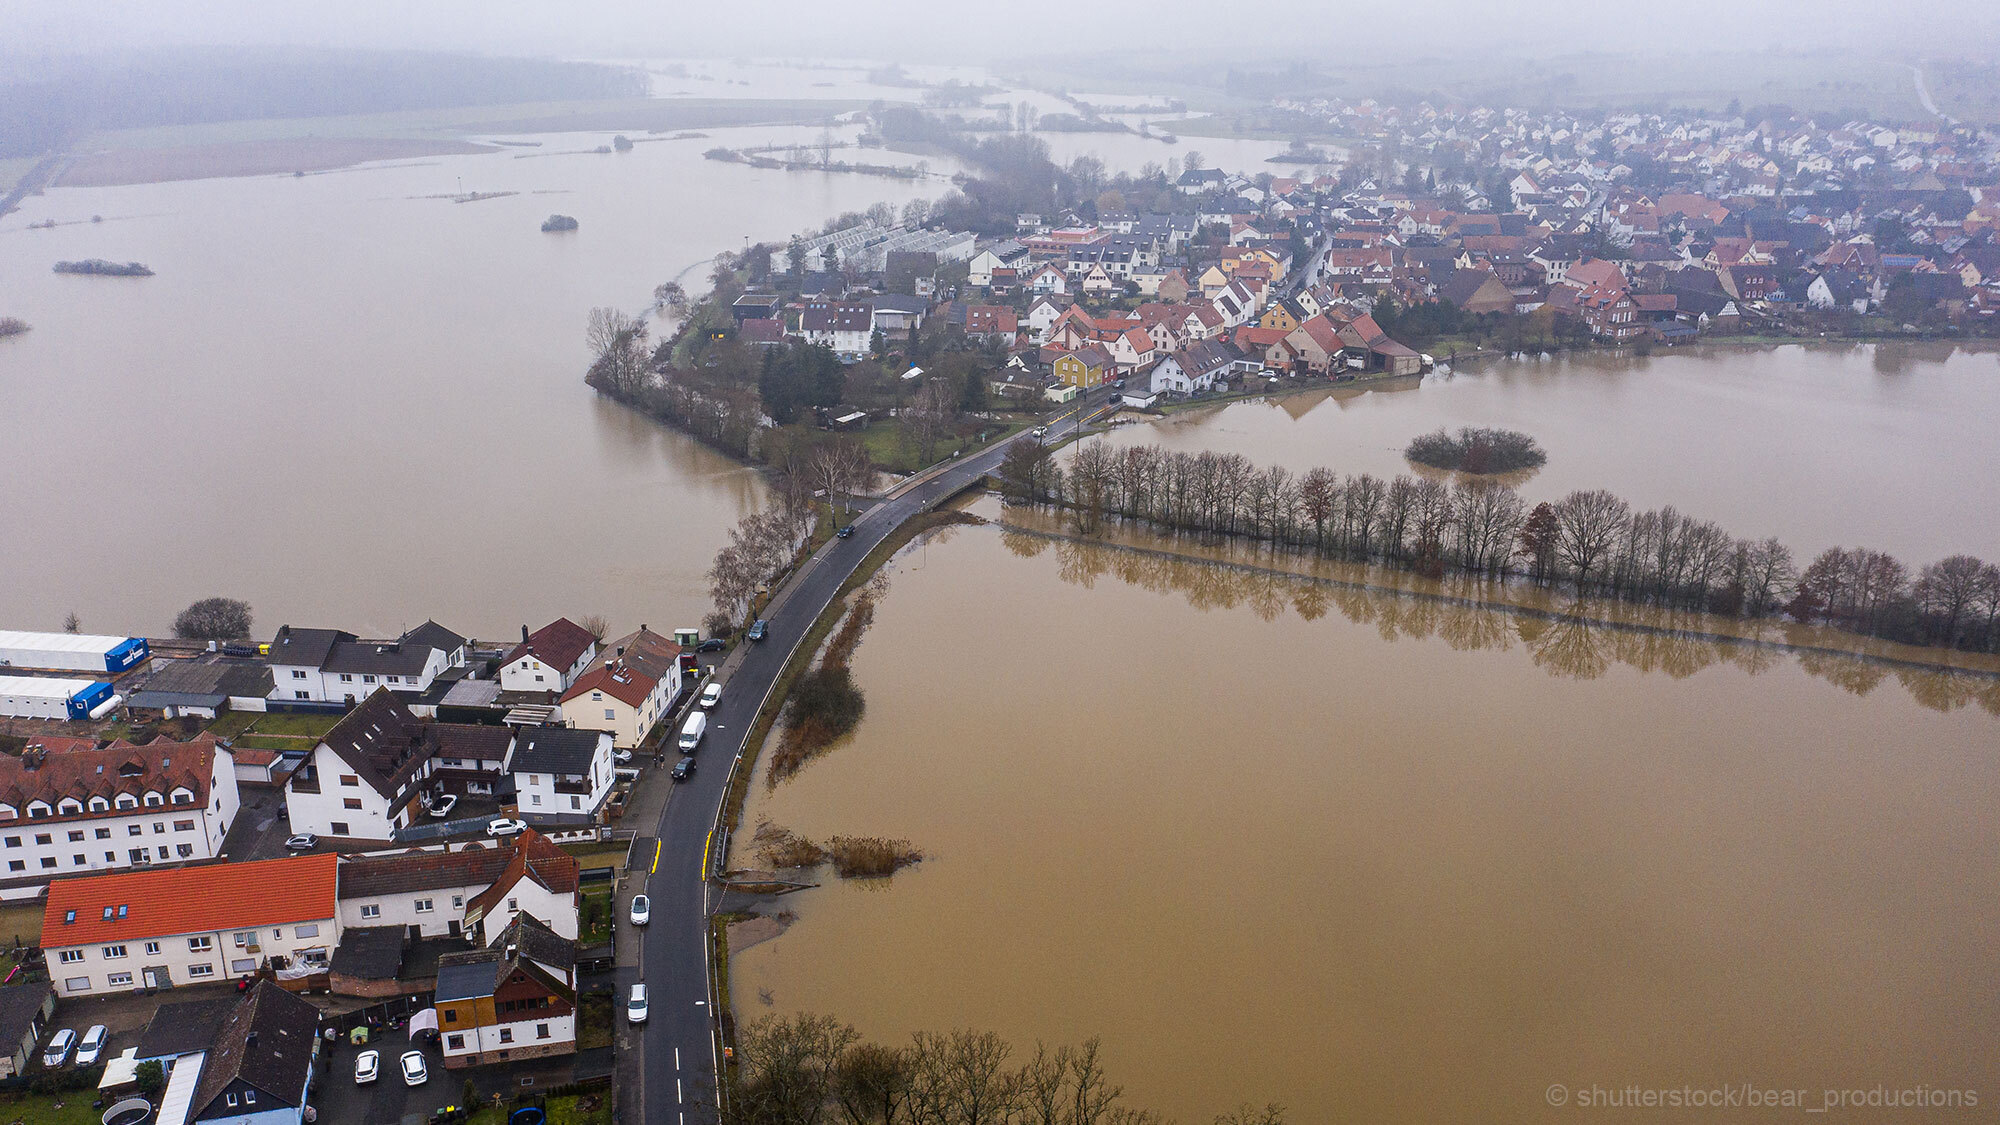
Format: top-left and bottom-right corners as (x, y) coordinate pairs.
(311, 1031), (591, 1124)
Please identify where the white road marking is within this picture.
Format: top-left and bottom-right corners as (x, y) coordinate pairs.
(675, 1048), (681, 1068)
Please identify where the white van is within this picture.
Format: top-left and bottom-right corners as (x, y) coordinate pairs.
(678, 711), (707, 753)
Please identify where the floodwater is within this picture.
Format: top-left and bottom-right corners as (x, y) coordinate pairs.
(0, 123), (956, 638)
(733, 496), (1999, 1124)
(1096, 344), (2000, 564)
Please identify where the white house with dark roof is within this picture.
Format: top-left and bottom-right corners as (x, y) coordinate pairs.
(283, 690), (440, 841)
(557, 628), (683, 749)
(796, 301), (874, 360)
(496, 619), (598, 694)
(180, 980), (321, 1125)
(508, 729), (614, 823)
(264, 621), (465, 703)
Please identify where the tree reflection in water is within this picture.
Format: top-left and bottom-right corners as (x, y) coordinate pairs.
(1008, 522), (2000, 715)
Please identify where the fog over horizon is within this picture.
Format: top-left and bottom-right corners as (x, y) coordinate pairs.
(10, 0), (2000, 64)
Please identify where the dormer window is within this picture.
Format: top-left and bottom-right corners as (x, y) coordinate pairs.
(115, 795), (138, 810)
(171, 788), (194, 804)
(26, 802), (50, 819)
(144, 793), (163, 807)
(58, 799), (83, 815)
(88, 797), (109, 812)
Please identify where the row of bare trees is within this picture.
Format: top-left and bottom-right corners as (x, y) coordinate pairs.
(706, 507), (811, 636)
(1005, 442), (2000, 654)
(731, 1013), (1283, 1125)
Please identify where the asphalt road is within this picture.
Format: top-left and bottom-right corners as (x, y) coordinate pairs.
(632, 394), (1106, 1125)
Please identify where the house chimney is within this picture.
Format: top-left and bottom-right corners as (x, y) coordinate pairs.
(640, 624), (648, 633)
(521, 625), (530, 643)
(615, 647), (624, 658)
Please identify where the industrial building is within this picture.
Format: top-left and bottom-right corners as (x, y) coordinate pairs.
(0, 674), (118, 720)
(0, 630), (149, 674)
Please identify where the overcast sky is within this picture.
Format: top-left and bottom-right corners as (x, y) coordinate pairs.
(8, 0), (1998, 59)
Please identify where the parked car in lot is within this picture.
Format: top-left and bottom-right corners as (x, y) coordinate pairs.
(613, 749), (634, 765)
(746, 619), (769, 642)
(699, 682), (722, 709)
(400, 1050), (428, 1086)
(628, 984), (649, 1024)
(427, 794), (457, 818)
(354, 1049), (380, 1085)
(42, 1028), (75, 1068)
(75, 1025), (108, 1066)
(284, 833), (317, 852)
(629, 894), (650, 926)
(671, 757), (696, 782)
(697, 637), (726, 653)
(486, 818), (527, 838)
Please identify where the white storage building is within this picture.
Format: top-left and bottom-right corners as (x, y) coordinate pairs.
(0, 675), (119, 721)
(0, 631), (150, 675)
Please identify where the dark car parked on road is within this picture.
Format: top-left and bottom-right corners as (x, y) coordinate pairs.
(671, 757), (696, 782)
(747, 620), (769, 641)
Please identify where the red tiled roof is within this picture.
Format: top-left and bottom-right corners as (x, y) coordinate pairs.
(0, 735), (219, 827)
(562, 628), (680, 708)
(502, 618), (597, 676)
(42, 853), (338, 946)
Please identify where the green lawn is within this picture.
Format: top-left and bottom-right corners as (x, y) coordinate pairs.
(0, 1089), (105, 1125)
(578, 888), (615, 947)
(0, 899), (43, 946)
(577, 991), (614, 1050)
(854, 418), (1025, 475)
(203, 711), (341, 741)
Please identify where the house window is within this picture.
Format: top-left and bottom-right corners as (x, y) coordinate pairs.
(360, 904), (381, 919)
(40, 857), (56, 869)
(234, 931), (254, 948)
(225, 1094), (238, 1108)
(188, 964), (215, 978)
(1, 837), (14, 848)
(444, 1010), (458, 1024)
(129, 825), (142, 836)
(103, 945), (127, 959)
(158, 846), (169, 860)
(292, 670), (307, 679)
(189, 936), (213, 952)
(386, 676), (399, 684)
(447, 1034), (464, 1049)
(339, 673), (352, 682)
(231, 958), (257, 973)
(175, 820), (195, 831)
(344, 799), (363, 810)
(59, 950), (83, 964)
(507, 898), (518, 911)
(65, 977), (90, 992)
(178, 844), (193, 858)
(34, 833), (50, 845)
(604, 709), (615, 721)
(105, 852), (116, 863)
(498, 1028), (513, 1044)
(591, 693), (601, 701)
(295, 691), (310, 700)
(414, 899), (433, 914)
(7, 861), (21, 872)
(244, 1092), (255, 1105)
(107, 972), (133, 988)
(73, 854), (86, 866)
(340, 774), (359, 787)
(530, 795), (541, 806)
(362, 675), (376, 684)
(153, 821), (166, 832)
(96, 828), (110, 839)
(68, 830), (83, 842)
(537, 1023), (551, 1039)
(571, 796), (581, 810)
(330, 822), (349, 836)
(296, 924), (318, 939)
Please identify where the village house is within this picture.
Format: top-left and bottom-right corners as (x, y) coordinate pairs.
(1149, 339), (1243, 396)
(0, 982), (54, 1080)
(435, 914), (577, 1069)
(41, 853), (338, 997)
(0, 734), (239, 880)
(285, 690), (441, 842)
(264, 621), (465, 704)
(335, 828), (580, 945)
(508, 727), (615, 823)
(496, 618), (599, 695)
(796, 301), (875, 361)
(558, 626), (683, 749)
(1052, 344), (1112, 390)
(176, 981), (321, 1125)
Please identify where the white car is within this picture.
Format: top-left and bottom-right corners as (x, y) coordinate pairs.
(354, 1049), (380, 1085)
(699, 682), (722, 709)
(75, 1025), (108, 1066)
(627, 983), (648, 1024)
(613, 749), (634, 765)
(629, 894), (650, 927)
(400, 1050), (428, 1086)
(486, 818), (527, 838)
(42, 1028), (75, 1068)
(284, 833), (318, 851)
(427, 794), (458, 818)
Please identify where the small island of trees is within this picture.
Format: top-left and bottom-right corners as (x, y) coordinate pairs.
(541, 214), (579, 232)
(53, 259), (153, 277)
(0, 317), (29, 338)
(1406, 427), (1548, 475)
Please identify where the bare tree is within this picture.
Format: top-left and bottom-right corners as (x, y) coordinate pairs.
(578, 614), (609, 641)
(1553, 489), (1631, 589)
(62, 611), (80, 634)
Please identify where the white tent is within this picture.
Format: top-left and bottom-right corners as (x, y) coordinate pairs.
(408, 1008), (440, 1038)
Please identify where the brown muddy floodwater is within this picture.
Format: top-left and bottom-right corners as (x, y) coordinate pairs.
(734, 495), (1999, 1125)
(1095, 343), (2000, 564)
